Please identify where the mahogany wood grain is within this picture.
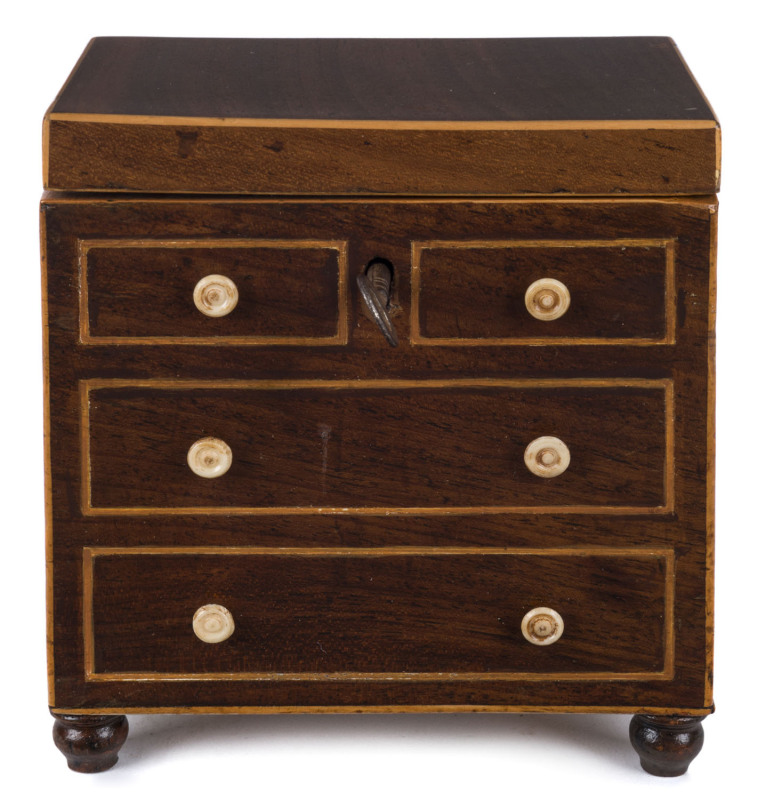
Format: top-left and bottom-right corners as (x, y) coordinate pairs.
(42, 196), (714, 714)
(415, 240), (671, 342)
(82, 241), (344, 342)
(45, 120), (718, 196)
(86, 550), (669, 677)
(42, 39), (717, 775)
(51, 38), (715, 121)
(43, 38), (719, 195)
(84, 382), (668, 511)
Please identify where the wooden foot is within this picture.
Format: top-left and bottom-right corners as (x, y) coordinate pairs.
(629, 715), (704, 777)
(52, 713), (129, 773)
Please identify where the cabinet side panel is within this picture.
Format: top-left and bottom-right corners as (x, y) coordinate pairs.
(41, 204), (55, 707)
(705, 203), (717, 707)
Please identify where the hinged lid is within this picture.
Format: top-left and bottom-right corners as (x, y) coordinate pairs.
(44, 37), (719, 196)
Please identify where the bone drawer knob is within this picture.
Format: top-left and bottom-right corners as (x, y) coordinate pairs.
(193, 604), (235, 644)
(187, 437), (233, 478)
(521, 607), (564, 646)
(525, 278), (570, 321)
(524, 436), (570, 478)
(193, 274), (239, 317)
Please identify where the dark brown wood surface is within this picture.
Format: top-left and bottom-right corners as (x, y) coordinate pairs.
(52, 38), (714, 121)
(42, 196), (714, 713)
(84, 242), (342, 341)
(52, 713), (128, 773)
(45, 120), (718, 197)
(417, 242), (669, 341)
(85, 384), (668, 510)
(89, 552), (667, 675)
(44, 38), (719, 195)
(630, 715), (705, 776)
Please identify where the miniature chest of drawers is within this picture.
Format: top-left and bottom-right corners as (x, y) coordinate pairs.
(42, 37), (718, 775)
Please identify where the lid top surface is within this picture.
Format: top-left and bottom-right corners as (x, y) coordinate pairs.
(51, 37), (716, 122)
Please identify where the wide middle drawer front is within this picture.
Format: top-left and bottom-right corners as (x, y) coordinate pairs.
(83, 379), (672, 514)
(85, 548), (671, 679)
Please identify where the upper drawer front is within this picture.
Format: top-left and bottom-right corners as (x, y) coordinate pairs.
(80, 239), (347, 344)
(83, 379), (671, 514)
(85, 549), (670, 679)
(412, 239), (673, 345)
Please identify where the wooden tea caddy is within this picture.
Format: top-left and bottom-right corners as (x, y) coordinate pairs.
(41, 37), (718, 775)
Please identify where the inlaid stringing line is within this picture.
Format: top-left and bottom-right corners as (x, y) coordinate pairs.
(47, 112), (720, 131)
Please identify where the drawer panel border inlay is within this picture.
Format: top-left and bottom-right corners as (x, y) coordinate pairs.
(78, 238), (349, 346)
(82, 545), (675, 683)
(79, 377), (675, 516)
(411, 238), (676, 346)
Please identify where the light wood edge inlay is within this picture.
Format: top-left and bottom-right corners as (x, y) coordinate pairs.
(665, 550), (676, 681)
(86, 672), (671, 683)
(41, 116), (50, 192)
(50, 705), (713, 716)
(47, 113), (719, 130)
(665, 380), (675, 513)
(80, 380), (91, 525)
(82, 546), (674, 683)
(715, 126), (722, 189)
(82, 543), (95, 683)
(43, 195), (719, 207)
(79, 377), (674, 516)
(666, 239), (677, 345)
(410, 238), (676, 346)
(82, 506), (673, 518)
(78, 238), (349, 346)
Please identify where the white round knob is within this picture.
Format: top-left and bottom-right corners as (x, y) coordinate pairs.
(524, 436), (570, 478)
(187, 437), (232, 479)
(521, 607), (564, 646)
(193, 274), (239, 317)
(525, 278), (570, 321)
(193, 604), (235, 643)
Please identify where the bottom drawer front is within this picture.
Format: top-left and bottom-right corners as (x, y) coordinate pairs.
(86, 549), (670, 679)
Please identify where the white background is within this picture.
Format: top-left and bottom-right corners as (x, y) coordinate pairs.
(1, 1), (762, 796)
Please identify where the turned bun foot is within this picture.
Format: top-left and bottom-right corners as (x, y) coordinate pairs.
(52, 712), (129, 773)
(629, 714), (704, 777)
